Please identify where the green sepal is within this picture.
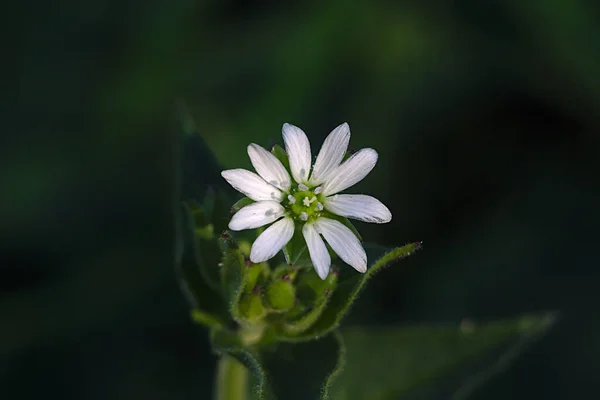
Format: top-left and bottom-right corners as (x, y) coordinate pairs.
(292, 242), (422, 340)
(271, 144), (290, 171)
(330, 313), (557, 400)
(221, 247), (247, 324)
(231, 196), (255, 214)
(211, 327), (345, 400)
(176, 202), (230, 329)
(283, 226), (310, 266)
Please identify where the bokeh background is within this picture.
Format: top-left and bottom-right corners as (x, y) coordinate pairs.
(3, 0), (600, 398)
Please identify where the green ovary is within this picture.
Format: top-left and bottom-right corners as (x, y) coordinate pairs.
(287, 188), (325, 221)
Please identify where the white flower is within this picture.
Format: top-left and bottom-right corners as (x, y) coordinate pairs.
(221, 123), (392, 280)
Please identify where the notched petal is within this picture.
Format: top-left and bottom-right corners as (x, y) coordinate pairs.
(221, 169), (283, 202)
(228, 201), (284, 231)
(321, 148), (378, 196)
(324, 194), (392, 224)
(282, 123), (312, 184)
(247, 143), (291, 191)
(310, 122), (351, 185)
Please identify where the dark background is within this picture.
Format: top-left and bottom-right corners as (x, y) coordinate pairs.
(3, 0), (600, 398)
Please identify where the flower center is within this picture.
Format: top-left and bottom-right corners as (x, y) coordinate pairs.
(286, 185), (325, 222)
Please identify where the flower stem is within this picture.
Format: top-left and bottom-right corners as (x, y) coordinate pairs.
(215, 355), (248, 400)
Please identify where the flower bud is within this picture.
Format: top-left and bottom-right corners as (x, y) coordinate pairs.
(237, 287), (267, 324)
(266, 278), (296, 311)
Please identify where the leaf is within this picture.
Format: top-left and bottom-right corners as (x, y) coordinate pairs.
(211, 328), (345, 400)
(292, 242), (422, 340)
(204, 187), (235, 235)
(180, 126), (225, 202)
(182, 200), (223, 292)
(330, 313), (557, 400)
(176, 202), (230, 328)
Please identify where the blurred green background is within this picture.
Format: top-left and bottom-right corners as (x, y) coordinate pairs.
(3, 0), (600, 398)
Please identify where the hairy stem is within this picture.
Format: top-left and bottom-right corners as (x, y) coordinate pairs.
(215, 355), (248, 400)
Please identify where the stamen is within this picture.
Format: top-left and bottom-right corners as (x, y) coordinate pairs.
(314, 186), (323, 194)
(288, 195), (296, 204)
(316, 202), (323, 211)
(299, 212), (308, 221)
(298, 183), (309, 191)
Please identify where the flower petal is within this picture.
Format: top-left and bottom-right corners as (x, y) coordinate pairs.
(250, 217), (295, 263)
(302, 222), (331, 280)
(221, 169), (283, 202)
(315, 217), (366, 273)
(309, 122), (351, 185)
(228, 201), (285, 231)
(321, 148), (378, 196)
(324, 194), (392, 224)
(282, 123), (311, 184)
(247, 144), (291, 191)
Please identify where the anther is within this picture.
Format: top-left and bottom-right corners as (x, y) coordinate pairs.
(314, 186), (323, 194)
(300, 212), (308, 221)
(288, 195), (296, 204)
(316, 202), (323, 211)
(298, 183), (309, 191)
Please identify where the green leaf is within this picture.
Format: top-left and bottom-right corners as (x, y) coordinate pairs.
(211, 328), (345, 400)
(203, 187), (235, 235)
(176, 202), (230, 328)
(293, 242), (422, 340)
(330, 313), (557, 400)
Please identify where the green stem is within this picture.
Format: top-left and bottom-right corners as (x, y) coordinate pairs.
(215, 355), (248, 400)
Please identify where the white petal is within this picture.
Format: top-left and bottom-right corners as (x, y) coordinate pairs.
(310, 122), (350, 185)
(324, 194), (392, 224)
(282, 123), (311, 184)
(228, 201), (285, 231)
(250, 217), (294, 262)
(221, 169), (283, 202)
(321, 148), (378, 196)
(302, 223), (331, 280)
(315, 217), (367, 273)
(247, 144), (291, 191)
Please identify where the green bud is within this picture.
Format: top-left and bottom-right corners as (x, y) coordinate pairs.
(266, 278), (296, 311)
(238, 289), (267, 323)
(244, 263), (267, 293)
(238, 240), (251, 257)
